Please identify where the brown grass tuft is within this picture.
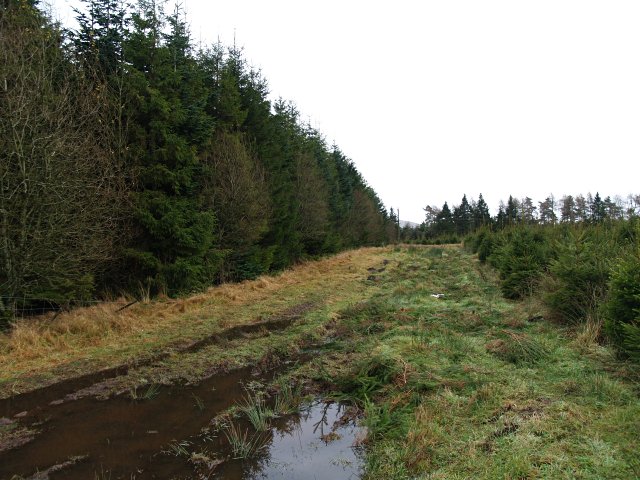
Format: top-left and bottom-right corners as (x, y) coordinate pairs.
(573, 313), (604, 352)
(0, 246), (394, 395)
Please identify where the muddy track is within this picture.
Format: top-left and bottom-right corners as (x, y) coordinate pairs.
(0, 302), (317, 419)
(0, 359), (307, 479)
(0, 301), (322, 479)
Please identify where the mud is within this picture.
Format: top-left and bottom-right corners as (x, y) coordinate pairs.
(0, 302), (316, 418)
(136, 399), (365, 479)
(0, 302), (325, 479)
(0, 359), (365, 479)
(0, 360), (297, 479)
(0, 298), (368, 479)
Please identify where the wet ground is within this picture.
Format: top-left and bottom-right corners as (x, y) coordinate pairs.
(239, 400), (364, 480)
(0, 368), (363, 479)
(0, 302), (365, 479)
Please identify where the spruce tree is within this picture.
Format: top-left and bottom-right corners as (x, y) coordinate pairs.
(591, 192), (606, 223)
(474, 193), (491, 228)
(74, 0), (127, 75)
(435, 202), (455, 235)
(453, 194), (473, 235)
(123, 1), (220, 294)
(505, 196), (519, 225)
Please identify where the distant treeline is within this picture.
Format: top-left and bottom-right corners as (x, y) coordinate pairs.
(405, 193), (640, 361)
(402, 192), (640, 244)
(0, 0), (395, 316)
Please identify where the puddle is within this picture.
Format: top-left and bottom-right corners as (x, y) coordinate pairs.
(0, 362), (298, 479)
(0, 301), (315, 418)
(142, 399), (365, 479)
(238, 400), (364, 480)
(1, 382), (365, 480)
(0, 301), (364, 479)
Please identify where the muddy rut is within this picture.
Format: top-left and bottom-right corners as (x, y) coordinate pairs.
(0, 302), (315, 418)
(0, 302), (325, 479)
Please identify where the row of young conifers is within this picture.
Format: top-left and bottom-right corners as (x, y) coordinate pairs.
(0, 0), (397, 321)
(464, 219), (640, 363)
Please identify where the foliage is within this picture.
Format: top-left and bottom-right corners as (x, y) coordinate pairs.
(604, 244), (640, 360)
(291, 246), (640, 478)
(1, 244), (639, 477)
(466, 219), (640, 360)
(544, 228), (615, 324)
(223, 422), (268, 459)
(0, 1), (130, 312)
(237, 392), (273, 431)
(0, 0), (395, 313)
(487, 228), (554, 299)
(485, 331), (549, 365)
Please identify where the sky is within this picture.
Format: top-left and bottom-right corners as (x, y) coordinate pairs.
(47, 0), (640, 223)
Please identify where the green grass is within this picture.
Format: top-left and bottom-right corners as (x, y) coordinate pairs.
(128, 383), (160, 400)
(4, 245), (637, 478)
(273, 377), (304, 415)
(286, 245), (640, 479)
(223, 422), (268, 459)
(237, 392), (273, 431)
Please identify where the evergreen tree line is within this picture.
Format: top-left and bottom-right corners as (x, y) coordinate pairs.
(403, 192), (640, 243)
(0, 0), (394, 317)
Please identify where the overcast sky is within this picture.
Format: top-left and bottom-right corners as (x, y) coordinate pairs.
(48, 0), (640, 223)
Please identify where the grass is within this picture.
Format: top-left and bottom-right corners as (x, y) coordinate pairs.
(284, 245), (640, 479)
(192, 393), (205, 411)
(273, 378), (304, 415)
(165, 439), (192, 457)
(128, 383), (160, 401)
(0, 247), (391, 397)
(237, 391), (273, 431)
(2, 244), (638, 478)
(485, 330), (550, 365)
(223, 422), (268, 459)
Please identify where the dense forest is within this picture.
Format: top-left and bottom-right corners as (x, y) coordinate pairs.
(0, 0), (396, 318)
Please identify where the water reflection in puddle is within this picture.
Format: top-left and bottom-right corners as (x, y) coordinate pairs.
(220, 400), (364, 480)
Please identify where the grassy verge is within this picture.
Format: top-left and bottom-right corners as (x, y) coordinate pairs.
(0, 247), (393, 398)
(287, 245), (640, 479)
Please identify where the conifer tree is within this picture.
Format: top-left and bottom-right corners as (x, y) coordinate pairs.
(2, 0), (395, 303)
(520, 197), (537, 224)
(122, 1), (220, 293)
(495, 204), (507, 230)
(574, 194), (588, 222)
(74, 0), (127, 75)
(539, 195), (557, 224)
(435, 202), (455, 235)
(453, 194), (473, 235)
(424, 205), (441, 228)
(505, 196), (520, 225)
(473, 193), (491, 228)
(590, 192), (606, 223)
(560, 195), (576, 223)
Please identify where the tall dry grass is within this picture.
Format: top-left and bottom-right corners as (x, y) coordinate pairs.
(0, 247), (390, 387)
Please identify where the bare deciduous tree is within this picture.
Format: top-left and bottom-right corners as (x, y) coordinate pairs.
(0, 3), (130, 312)
(201, 131), (269, 250)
